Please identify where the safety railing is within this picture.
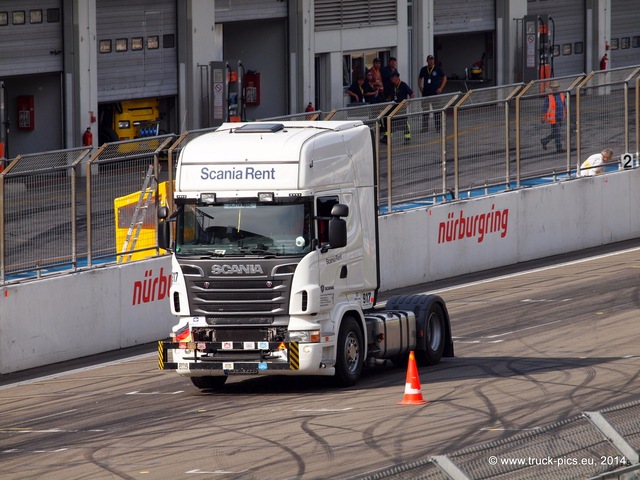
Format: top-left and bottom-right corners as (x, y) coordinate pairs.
(85, 135), (175, 266)
(575, 66), (640, 165)
(452, 84), (522, 198)
(258, 111), (324, 121)
(2, 67), (640, 283)
(0, 148), (90, 281)
(377, 94), (459, 212)
(514, 75), (584, 187)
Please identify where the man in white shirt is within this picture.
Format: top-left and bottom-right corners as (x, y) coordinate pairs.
(577, 148), (613, 177)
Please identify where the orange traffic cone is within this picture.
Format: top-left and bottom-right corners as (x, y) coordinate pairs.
(397, 351), (428, 405)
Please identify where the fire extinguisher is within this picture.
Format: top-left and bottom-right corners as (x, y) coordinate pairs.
(600, 53), (608, 71)
(82, 127), (93, 146)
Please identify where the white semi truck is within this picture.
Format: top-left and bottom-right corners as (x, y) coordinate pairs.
(157, 121), (454, 389)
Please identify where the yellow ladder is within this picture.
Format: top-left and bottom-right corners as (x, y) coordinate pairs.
(118, 164), (156, 263)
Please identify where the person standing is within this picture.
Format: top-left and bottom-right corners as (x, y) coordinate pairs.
(368, 58), (385, 100)
(577, 148), (613, 177)
(381, 57), (399, 101)
(417, 55), (447, 132)
(541, 81), (567, 153)
(381, 71), (415, 143)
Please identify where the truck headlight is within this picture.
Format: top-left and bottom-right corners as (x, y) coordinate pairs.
(289, 330), (321, 343)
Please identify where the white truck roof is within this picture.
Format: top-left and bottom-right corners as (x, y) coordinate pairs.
(175, 121), (373, 195)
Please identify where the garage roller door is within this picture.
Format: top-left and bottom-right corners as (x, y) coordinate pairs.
(96, 0), (177, 102)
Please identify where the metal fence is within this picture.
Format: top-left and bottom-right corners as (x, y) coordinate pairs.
(0, 148), (89, 280)
(86, 135), (174, 264)
(515, 75), (582, 184)
(0, 138), (174, 282)
(576, 68), (640, 164)
(351, 399), (640, 480)
(2, 66), (640, 283)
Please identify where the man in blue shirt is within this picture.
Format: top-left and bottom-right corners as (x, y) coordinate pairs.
(418, 55), (447, 132)
(381, 72), (415, 143)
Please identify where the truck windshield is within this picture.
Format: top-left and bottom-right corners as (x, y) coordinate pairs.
(175, 200), (312, 256)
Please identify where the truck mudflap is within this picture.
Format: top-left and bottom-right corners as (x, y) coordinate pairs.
(158, 340), (300, 374)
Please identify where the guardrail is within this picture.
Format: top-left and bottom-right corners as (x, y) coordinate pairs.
(1, 67), (639, 283)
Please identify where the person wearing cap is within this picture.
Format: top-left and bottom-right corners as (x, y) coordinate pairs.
(381, 71), (415, 143)
(577, 148), (613, 177)
(418, 55), (447, 132)
(368, 58), (384, 99)
(363, 71), (380, 103)
(541, 80), (567, 153)
(390, 71), (414, 101)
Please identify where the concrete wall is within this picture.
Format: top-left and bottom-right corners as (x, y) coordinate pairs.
(0, 256), (174, 374)
(1, 169), (638, 375)
(378, 169), (640, 290)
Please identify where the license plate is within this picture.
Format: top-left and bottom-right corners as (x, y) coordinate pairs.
(222, 362), (259, 375)
(226, 369), (259, 375)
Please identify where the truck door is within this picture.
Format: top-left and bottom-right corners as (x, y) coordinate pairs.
(316, 195), (348, 310)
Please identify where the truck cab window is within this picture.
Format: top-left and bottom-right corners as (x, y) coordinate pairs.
(175, 200), (313, 256)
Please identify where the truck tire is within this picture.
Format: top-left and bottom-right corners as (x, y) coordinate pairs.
(190, 375), (227, 390)
(385, 294), (453, 366)
(416, 302), (445, 366)
(334, 316), (363, 387)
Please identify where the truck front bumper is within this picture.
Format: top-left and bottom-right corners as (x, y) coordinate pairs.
(158, 340), (328, 376)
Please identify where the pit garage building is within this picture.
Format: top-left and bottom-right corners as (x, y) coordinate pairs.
(0, 0), (637, 157)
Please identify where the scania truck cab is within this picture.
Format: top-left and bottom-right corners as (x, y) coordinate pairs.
(157, 121), (453, 389)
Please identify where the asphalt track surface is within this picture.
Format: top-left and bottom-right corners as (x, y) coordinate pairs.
(1, 239), (640, 480)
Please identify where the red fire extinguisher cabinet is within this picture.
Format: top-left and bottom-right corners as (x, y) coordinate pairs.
(17, 95), (35, 130)
(245, 72), (261, 106)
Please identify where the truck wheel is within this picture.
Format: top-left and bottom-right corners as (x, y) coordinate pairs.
(334, 316), (363, 387)
(190, 376), (227, 390)
(417, 303), (446, 366)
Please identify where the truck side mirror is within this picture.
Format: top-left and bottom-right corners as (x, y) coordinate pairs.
(328, 203), (348, 248)
(158, 221), (170, 250)
(331, 203), (349, 217)
(157, 206), (171, 250)
(328, 217), (347, 248)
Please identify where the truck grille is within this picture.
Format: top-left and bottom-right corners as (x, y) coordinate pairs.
(181, 259), (294, 317)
